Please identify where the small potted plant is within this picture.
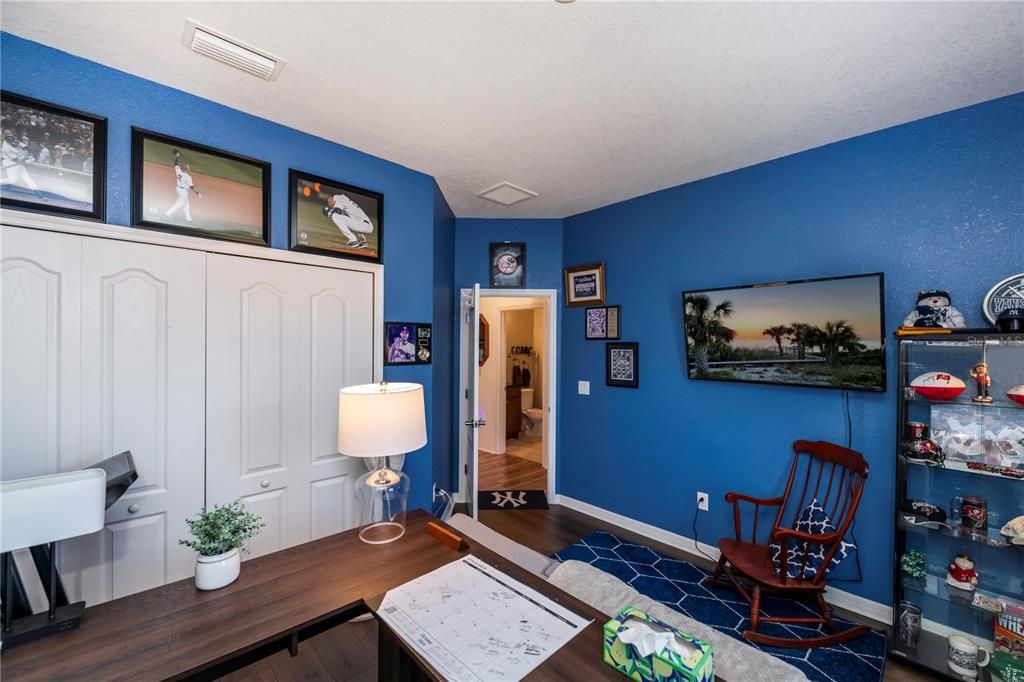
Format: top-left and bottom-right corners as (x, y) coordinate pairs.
(180, 500), (264, 591)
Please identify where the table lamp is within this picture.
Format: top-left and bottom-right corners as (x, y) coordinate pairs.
(1, 469), (106, 648)
(338, 382), (426, 544)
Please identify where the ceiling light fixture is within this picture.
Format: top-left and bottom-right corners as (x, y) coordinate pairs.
(476, 182), (538, 207)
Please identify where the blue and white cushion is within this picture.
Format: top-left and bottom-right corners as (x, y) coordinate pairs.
(769, 498), (858, 580)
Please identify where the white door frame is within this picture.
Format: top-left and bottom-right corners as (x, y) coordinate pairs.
(457, 288), (558, 502)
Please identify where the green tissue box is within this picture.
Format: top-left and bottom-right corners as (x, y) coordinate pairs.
(603, 606), (714, 682)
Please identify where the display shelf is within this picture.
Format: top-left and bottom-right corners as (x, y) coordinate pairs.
(901, 573), (1023, 616)
(890, 628), (994, 682)
(903, 456), (1024, 481)
(898, 518), (1015, 549)
(907, 396), (1024, 411)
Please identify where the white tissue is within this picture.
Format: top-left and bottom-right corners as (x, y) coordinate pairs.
(618, 618), (699, 660)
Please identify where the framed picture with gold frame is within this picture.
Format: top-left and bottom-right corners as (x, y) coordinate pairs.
(564, 263), (606, 307)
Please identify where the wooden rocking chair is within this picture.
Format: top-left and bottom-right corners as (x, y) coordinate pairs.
(702, 440), (870, 648)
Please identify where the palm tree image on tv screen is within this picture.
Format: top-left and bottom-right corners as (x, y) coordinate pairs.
(683, 275), (885, 391)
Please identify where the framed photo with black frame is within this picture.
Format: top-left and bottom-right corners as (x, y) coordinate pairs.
(489, 242), (526, 288)
(131, 128), (270, 246)
(0, 91), (107, 221)
(585, 305), (620, 340)
(606, 342), (639, 388)
(289, 169), (383, 264)
(384, 321), (432, 366)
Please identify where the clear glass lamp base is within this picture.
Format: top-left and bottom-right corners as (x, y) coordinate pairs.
(356, 463), (410, 545)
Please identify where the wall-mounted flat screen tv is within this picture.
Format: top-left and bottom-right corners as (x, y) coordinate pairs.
(682, 273), (886, 392)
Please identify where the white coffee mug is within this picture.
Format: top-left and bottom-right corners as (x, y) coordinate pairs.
(948, 634), (990, 678)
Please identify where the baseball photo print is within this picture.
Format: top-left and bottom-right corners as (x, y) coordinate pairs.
(0, 91), (106, 221)
(289, 169), (383, 263)
(131, 128), (270, 245)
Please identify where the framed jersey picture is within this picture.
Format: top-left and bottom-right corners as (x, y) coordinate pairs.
(131, 128), (270, 246)
(288, 169), (383, 264)
(0, 91), (107, 221)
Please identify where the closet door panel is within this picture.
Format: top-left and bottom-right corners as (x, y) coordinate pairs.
(207, 254), (372, 555)
(0, 226), (84, 598)
(0, 226), (82, 481)
(78, 238), (205, 604)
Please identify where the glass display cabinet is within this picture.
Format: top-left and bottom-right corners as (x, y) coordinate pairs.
(892, 331), (1024, 681)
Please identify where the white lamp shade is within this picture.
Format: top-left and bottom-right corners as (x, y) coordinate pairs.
(338, 382), (427, 458)
(0, 469), (107, 552)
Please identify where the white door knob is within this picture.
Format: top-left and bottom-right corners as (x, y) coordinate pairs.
(128, 504), (140, 514)
(260, 480), (270, 489)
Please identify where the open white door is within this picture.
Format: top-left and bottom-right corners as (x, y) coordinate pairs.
(463, 284), (484, 518)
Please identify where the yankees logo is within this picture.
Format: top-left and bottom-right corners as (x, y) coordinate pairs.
(489, 491), (528, 508)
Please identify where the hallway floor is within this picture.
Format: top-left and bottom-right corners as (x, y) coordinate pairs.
(478, 448), (547, 490)
(505, 438), (542, 464)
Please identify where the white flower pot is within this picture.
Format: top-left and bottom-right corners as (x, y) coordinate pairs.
(194, 548), (241, 591)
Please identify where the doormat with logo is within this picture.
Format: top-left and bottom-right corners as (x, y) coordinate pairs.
(478, 490), (549, 510)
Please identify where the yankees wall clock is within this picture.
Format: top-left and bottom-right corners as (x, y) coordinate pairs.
(983, 273), (1024, 325)
(489, 242), (526, 288)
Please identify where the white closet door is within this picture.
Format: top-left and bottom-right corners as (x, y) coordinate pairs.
(76, 238), (206, 604)
(206, 254), (373, 558)
(1, 226), (85, 599)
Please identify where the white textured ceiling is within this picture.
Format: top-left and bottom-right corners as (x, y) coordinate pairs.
(3, 2), (1022, 218)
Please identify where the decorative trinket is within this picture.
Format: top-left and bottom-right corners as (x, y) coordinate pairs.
(945, 553), (979, 591)
(900, 422), (945, 466)
(902, 290), (966, 328)
(969, 362), (993, 404)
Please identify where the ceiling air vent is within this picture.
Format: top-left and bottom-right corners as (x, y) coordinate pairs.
(476, 182), (538, 207)
(181, 20), (286, 81)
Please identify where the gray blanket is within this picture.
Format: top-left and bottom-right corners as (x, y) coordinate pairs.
(547, 560), (809, 682)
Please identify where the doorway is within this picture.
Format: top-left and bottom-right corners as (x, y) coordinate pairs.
(458, 288), (557, 518)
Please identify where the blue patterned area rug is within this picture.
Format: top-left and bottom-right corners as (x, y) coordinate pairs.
(553, 531), (887, 682)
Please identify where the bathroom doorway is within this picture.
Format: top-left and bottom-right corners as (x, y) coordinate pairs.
(458, 289), (557, 517)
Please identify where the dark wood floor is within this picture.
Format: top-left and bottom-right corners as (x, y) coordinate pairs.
(478, 449), (547, 490)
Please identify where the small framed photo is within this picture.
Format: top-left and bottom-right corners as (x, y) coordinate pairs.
(289, 169), (383, 264)
(565, 263), (606, 307)
(0, 91), (106, 221)
(606, 342), (639, 388)
(131, 128), (270, 245)
(385, 322), (432, 365)
(585, 305), (621, 340)
(489, 242), (526, 288)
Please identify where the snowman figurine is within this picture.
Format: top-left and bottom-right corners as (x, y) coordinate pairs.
(902, 290), (967, 328)
(945, 553), (979, 591)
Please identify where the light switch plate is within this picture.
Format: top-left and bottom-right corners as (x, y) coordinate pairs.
(578, 380), (590, 395)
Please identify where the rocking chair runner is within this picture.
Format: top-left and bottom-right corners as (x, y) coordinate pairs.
(702, 440), (870, 648)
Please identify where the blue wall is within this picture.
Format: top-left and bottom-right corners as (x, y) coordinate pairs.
(452, 218), (565, 490)
(0, 32), (453, 512)
(559, 93), (1024, 605)
(432, 185), (456, 492)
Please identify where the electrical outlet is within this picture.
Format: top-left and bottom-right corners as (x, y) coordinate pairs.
(696, 491), (709, 512)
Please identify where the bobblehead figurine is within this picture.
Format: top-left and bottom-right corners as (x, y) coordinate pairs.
(970, 362), (994, 404)
(902, 290), (967, 328)
(945, 553), (979, 591)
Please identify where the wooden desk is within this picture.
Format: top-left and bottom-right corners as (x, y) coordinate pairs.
(2, 510), (620, 681)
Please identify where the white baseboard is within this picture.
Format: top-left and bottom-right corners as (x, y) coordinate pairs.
(553, 494), (893, 625)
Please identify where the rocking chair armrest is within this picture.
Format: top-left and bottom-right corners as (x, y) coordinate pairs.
(724, 493), (785, 507)
(725, 494), (786, 542)
(772, 527), (843, 545)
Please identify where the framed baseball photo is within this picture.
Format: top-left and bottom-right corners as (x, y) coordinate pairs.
(585, 305), (620, 340)
(489, 242), (526, 288)
(385, 322), (432, 366)
(606, 342), (639, 388)
(0, 91), (106, 221)
(565, 263), (606, 307)
(131, 128), (270, 245)
(289, 169), (383, 264)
